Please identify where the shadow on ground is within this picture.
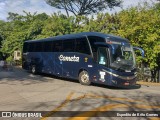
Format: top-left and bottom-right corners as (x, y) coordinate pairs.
(0, 67), (159, 120)
(0, 67), (141, 90)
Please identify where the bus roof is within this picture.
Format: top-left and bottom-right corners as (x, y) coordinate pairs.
(25, 32), (129, 43)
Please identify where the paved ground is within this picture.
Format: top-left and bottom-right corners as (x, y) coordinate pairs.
(0, 67), (159, 120)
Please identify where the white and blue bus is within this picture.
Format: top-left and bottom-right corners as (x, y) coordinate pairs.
(22, 32), (144, 87)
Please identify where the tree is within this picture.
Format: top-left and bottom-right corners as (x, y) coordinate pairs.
(0, 20), (5, 46)
(45, 0), (122, 17)
(0, 12), (49, 61)
(112, 4), (160, 82)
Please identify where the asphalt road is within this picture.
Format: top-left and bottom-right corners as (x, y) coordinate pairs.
(0, 67), (159, 120)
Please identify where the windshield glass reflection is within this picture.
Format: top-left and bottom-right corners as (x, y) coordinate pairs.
(110, 44), (136, 71)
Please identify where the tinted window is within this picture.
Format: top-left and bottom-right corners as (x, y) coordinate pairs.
(23, 42), (28, 53)
(28, 42), (36, 52)
(53, 40), (63, 52)
(88, 36), (105, 52)
(63, 39), (75, 52)
(88, 36), (105, 60)
(44, 41), (53, 52)
(75, 37), (91, 55)
(35, 42), (43, 52)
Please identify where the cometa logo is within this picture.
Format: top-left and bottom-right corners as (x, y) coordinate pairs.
(59, 55), (79, 62)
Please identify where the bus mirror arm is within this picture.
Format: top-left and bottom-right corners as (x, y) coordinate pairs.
(133, 47), (145, 57)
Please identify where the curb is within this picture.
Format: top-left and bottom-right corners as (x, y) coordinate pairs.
(137, 81), (160, 86)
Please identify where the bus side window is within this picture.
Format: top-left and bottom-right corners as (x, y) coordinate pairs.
(23, 42), (28, 53)
(53, 40), (63, 52)
(44, 41), (53, 52)
(63, 39), (75, 52)
(28, 43), (31, 52)
(35, 42), (44, 52)
(88, 36), (105, 61)
(28, 42), (36, 52)
(75, 37), (91, 55)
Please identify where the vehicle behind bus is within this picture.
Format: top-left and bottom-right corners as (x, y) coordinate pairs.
(22, 32), (144, 88)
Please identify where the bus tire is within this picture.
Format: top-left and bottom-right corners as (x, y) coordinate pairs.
(79, 71), (91, 85)
(31, 65), (37, 74)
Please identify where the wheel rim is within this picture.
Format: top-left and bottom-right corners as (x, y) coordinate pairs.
(81, 73), (89, 83)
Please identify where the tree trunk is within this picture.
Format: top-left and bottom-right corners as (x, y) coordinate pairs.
(65, 8), (69, 17)
(64, 3), (69, 17)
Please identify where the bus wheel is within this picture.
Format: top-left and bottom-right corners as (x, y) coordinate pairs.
(31, 65), (37, 74)
(79, 71), (91, 85)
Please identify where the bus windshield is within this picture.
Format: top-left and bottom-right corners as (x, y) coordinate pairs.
(110, 44), (136, 71)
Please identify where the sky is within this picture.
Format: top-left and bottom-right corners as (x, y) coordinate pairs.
(0, 0), (157, 21)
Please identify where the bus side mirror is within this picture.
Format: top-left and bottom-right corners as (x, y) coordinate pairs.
(133, 47), (145, 57)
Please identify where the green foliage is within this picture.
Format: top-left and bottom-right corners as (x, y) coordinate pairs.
(0, 20), (5, 46)
(0, 12), (48, 55)
(113, 4), (160, 69)
(0, 2), (159, 71)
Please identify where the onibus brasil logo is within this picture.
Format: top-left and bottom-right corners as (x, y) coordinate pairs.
(59, 55), (79, 62)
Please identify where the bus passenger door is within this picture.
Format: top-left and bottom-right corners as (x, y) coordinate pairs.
(97, 47), (109, 67)
(96, 47), (110, 83)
